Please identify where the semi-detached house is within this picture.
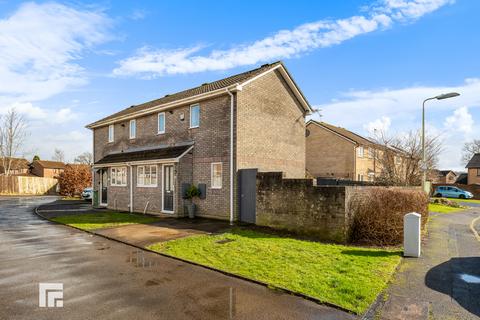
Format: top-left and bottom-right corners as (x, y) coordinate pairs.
(86, 61), (312, 222)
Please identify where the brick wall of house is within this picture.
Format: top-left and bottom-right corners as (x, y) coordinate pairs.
(93, 94), (232, 219)
(468, 168), (480, 185)
(306, 123), (356, 179)
(355, 147), (376, 181)
(236, 69), (306, 178)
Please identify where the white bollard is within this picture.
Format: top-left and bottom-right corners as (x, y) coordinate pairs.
(404, 212), (421, 257)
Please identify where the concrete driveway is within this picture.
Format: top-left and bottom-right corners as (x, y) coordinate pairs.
(0, 196), (354, 320)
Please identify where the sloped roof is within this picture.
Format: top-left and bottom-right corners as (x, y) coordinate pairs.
(0, 157), (29, 170)
(34, 160), (66, 169)
(466, 153), (480, 168)
(87, 61), (311, 128)
(307, 120), (377, 146)
(439, 170), (456, 176)
(95, 145), (192, 165)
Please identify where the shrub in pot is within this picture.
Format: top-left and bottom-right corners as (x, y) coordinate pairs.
(185, 185), (201, 218)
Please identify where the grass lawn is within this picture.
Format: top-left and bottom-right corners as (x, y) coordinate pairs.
(147, 228), (401, 314)
(428, 203), (466, 214)
(51, 212), (159, 230)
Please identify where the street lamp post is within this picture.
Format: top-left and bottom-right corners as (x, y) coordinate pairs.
(421, 92), (460, 187)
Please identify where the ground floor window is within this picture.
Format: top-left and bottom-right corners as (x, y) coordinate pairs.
(211, 162), (222, 189)
(111, 167), (127, 186)
(137, 165), (158, 187)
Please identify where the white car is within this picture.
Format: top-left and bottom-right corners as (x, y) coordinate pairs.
(81, 187), (93, 201)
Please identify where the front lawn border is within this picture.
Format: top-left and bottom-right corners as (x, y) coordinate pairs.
(34, 206), (356, 316)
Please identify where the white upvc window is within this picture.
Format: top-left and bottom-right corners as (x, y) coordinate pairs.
(211, 162), (222, 189)
(129, 119), (136, 139)
(108, 124), (114, 143)
(190, 104), (200, 128)
(158, 112), (165, 134)
(137, 165), (158, 187)
(357, 146), (364, 158)
(368, 147), (374, 159)
(111, 167), (127, 186)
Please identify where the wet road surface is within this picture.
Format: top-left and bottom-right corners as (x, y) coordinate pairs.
(0, 196), (354, 320)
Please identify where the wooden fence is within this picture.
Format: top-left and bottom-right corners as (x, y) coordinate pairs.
(0, 176), (58, 195)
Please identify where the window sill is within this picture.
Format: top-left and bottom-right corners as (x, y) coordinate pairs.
(189, 126), (199, 129)
(157, 132), (165, 135)
(136, 185), (158, 188)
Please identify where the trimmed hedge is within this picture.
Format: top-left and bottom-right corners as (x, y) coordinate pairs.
(349, 187), (429, 245)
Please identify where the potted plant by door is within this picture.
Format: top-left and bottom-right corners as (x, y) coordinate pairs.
(185, 185), (201, 219)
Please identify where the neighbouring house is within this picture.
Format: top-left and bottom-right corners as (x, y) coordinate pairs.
(0, 157), (30, 175)
(31, 160), (66, 178)
(455, 172), (468, 185)
(86, 61), (312, 221)
(306, 120), (405, 182)
(466, 153), (480, 185)
(430, 170), (457, 184)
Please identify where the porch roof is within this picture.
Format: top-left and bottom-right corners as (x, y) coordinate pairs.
(94, 145), (192, 165)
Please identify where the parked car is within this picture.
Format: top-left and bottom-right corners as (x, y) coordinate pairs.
(81, 187), (93, 201)
(434, 186), (473, 199)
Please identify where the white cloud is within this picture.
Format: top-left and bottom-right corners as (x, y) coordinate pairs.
(0, 2), (111, 103)
(314, 78), (479, 171)
(364, 116), (392, 134)
(444, 106), (474, 134)
(113, 0), (452, 77)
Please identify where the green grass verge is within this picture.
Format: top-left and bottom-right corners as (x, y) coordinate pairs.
(428, 203), (466, 214)
(147, 228), (401, 314)
(51, 212), (159, 230)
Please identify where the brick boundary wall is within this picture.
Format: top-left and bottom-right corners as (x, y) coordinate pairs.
(255, 172), (422, 243)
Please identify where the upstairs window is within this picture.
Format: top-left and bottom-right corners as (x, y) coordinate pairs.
(357, 146), (364, 158)
(137, 165), (157, 187)
(129, 119), (136, 139)
(190, 104), (200, 128)
(108, 124), (114, 143)
(158, 112), (165, 134)
(211, 162), (222, 189)
(111, 167), (127, 186)
(368, 148), (374, 159)
(477, 168), (480, 176)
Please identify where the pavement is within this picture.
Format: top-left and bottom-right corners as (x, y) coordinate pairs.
(0, 196), (355, 320)
(374, 207), (480, 320)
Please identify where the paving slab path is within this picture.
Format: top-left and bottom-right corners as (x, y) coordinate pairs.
(375, 207), (480, 320)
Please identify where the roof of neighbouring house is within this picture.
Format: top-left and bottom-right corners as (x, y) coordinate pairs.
(466, 153), (480, 168)
(456, 172), (468, 184)
(0, 157), (30, 170)
(439, 170), (456, 176)
(33, 160), (66, 169)
(307, 120), (377, 146)
(94, 145), (193, 165)
(86, 61), (312, 128)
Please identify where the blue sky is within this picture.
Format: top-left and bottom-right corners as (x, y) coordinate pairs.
(0, 0), (478, 170)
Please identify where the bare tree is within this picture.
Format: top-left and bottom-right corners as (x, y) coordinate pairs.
(462, 139), (480, 165)
(52, 148), (65, 163)
(0, 109), (28, 176)
(74, 151), (93, 165)
(371, 129), (442, 186)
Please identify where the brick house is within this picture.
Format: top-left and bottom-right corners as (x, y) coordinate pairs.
(86, 62), (312, 221)
(306, 120), (405, 182)
(0, 157), (30, 175)
(429, 170), (457, 184)
(466, 153), (480, 185)
(31, 160), (66, 178)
